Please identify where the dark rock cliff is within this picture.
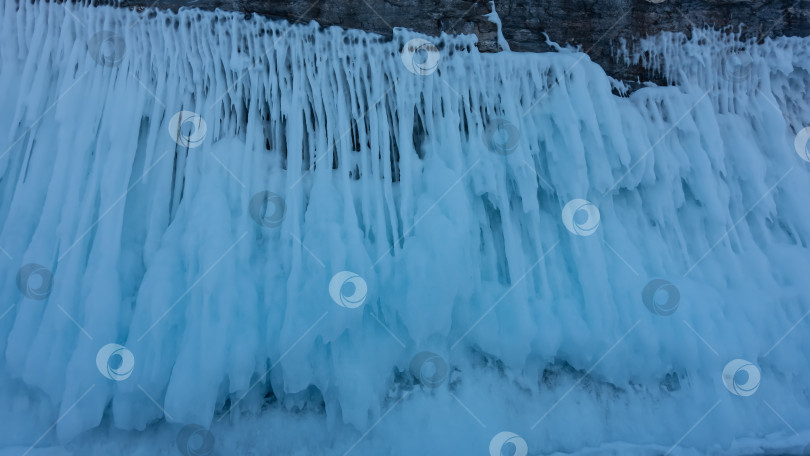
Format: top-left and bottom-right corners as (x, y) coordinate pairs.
(110, 0), (810, 82)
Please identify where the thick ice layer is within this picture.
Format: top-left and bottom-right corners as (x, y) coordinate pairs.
(1, 1), (809, 454)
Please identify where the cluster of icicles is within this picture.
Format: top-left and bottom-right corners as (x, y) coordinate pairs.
(0, 1), (809, 453)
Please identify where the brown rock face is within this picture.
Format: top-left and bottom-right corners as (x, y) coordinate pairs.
(112, 0), (810, 81)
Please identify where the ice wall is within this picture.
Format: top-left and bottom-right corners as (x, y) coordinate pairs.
(1, 1), (810, 454)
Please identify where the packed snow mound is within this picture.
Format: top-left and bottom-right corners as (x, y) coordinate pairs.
(1, 1), (809, 454)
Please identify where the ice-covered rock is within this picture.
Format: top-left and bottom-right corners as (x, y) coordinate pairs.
(0, 1), (809, 454)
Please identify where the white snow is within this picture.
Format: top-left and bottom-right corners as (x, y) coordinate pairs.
(0, 1), (809, 455)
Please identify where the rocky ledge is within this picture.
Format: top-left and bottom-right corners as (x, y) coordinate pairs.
(106, 0), (810, 83)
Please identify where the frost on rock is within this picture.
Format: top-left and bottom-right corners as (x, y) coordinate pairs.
(484, 1), (511, 52)
(1, 1), (810, 454)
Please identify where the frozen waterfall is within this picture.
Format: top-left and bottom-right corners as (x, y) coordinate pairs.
(1, 1), (810, 454)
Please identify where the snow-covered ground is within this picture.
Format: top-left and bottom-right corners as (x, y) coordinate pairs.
(1, 1), (809, 454)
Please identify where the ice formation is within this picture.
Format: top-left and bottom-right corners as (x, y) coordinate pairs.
(1, 1), (809, 454)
